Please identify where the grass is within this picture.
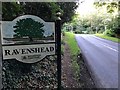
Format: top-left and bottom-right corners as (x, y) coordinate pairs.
(61, 33), (65, 55)
(65, 32), (80, 55)
(95, 34), (120, 43)
(64, 32), (80, 79)
(61, 42), (64, 55)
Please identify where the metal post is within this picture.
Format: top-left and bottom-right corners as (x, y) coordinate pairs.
(56, 12), (61, 90)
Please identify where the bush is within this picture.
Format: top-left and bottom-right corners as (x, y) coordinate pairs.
(98, 29), (104, 34)
(113, 27), (120, 35)
(89, 30), (95, 34)
(103, 29), (115, 37)
(62, 31), (65, 36)
(74, 30), (82, 34)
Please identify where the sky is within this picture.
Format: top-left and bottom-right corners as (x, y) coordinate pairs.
(76, 0), (96, 16)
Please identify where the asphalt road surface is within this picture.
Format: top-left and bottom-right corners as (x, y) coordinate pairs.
(75, 34), (119, 88)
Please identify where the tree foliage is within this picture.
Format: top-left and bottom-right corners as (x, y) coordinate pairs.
(94, 1), (118, 13)
(112, 16), (120, 35)
(2, 2), (78, 25)
(94, 1), (119, 36)
(57, 2), (78, 24)
(64, 4), (119, 36)
(2, 2), (23, 21)
(23, 2), (61, 21)
(13, 18), (44, 41)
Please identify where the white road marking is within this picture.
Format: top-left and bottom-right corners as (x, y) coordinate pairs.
(103, 44), (118, 52)
(92, 35), (118, 52)
(77, 35), (118, 52)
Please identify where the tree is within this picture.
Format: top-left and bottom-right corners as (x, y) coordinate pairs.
(94, 1), (119, 37)
(23, 2), (61, 21)
(94, 1), (118, 13)
(22, 2), (79, 24)
(112, 16), (120, 37)
(2, 2), (23, 21)
(2, 2), (79, 25)
(13, 18), (44, 41)
(57, 2), (79, 24)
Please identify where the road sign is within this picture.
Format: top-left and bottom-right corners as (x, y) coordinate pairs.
(1, 15), (56, 63)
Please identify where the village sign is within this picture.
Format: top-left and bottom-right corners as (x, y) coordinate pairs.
(1, 15), (55, 63)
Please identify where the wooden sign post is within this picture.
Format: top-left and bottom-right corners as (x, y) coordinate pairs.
(56, 12), (61, 90)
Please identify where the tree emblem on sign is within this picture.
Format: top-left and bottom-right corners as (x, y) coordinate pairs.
(13, 18), (44, 41)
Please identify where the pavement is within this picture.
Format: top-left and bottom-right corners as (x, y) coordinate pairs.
(75, 34), (119, 88)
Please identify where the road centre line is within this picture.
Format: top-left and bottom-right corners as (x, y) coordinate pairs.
(92, 36), (118, 52)
(102, 44), (118, 52)
(80, 35), (118, 52)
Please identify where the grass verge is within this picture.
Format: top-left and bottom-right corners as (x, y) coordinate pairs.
(61, 33), (65, 55)
(65, 32), (80, 55)
(95, 34), (120, 43)
(64, 32), (80, 79)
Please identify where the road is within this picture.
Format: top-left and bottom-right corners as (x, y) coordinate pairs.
(75, 34), (119, 88)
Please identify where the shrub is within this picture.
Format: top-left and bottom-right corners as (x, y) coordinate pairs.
(98, 29), (104, 34)
(103, 29), (115, 37)
(74, 30), (82, 34)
